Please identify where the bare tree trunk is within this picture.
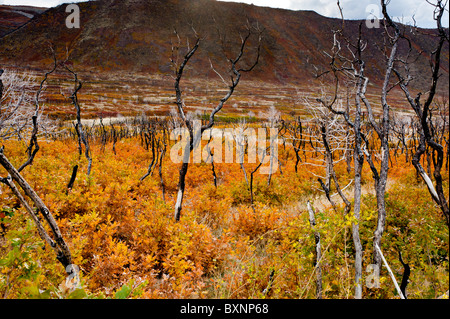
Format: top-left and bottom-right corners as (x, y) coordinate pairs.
(250, 158), (265, 213)
(398, 250), (410, 299)
(140, 130), (157, 181)
(307, 201), (322, 299)
(352, 140), (364, 299)
(158, 140), (167, 201)
(174, 130), (192, 221)
(0, 150), (73, 269)
(210, 153), (217, 188)
(174, 161), (189, 222)
(0, 55), (74, 276)
(206, 137), (218, 188)
(67, 164), (78, 191)
(314, 22), (364, 298)
(362, 2), (399, 277)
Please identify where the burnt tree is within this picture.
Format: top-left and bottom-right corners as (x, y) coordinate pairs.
(171, 26), (262, 221)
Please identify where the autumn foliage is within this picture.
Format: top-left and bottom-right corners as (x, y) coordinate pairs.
(0, 123), (448, 299)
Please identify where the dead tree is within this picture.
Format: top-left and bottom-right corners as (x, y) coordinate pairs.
(303, 95), (353, 213)
(0, 60), (74, 274)
(233, 119), (251, 189)
(249, 146), (271, 213)
(0, 152), (73, 269)
(140, 125), (157, 181)
(390, 114), (413, 164)
(390, 0), (449, 227)
(356, 0), (402, 279)
(398, 249), (410, 299)
(286, 116), (306, 173)
(62, 62), (93, 178)
(139, 118), (169, 203)
(314, 20), (367, 299)
(0, 70), (34, 140)
(204, 133), (218, 188)
(262, 105), (281, 186)
(228, 118), (275, 211)
(171, 26), (262, 221)
(99, 116), (107, 152)
(319, 121), (353, 216)
(111, 121), (117, 155)
(158, 133), (167, 202)
(307, 200), (323, 299)
(66, 165), (78, 192)
(320, 0), (405, 286)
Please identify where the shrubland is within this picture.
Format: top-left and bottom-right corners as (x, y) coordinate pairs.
(0, 127), (447, 299)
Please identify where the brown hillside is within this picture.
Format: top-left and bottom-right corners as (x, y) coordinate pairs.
(0, 5), (46, 37)
(0, 0), (448, 92)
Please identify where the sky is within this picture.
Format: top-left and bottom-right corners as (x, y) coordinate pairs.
(0, 0), (448, 28)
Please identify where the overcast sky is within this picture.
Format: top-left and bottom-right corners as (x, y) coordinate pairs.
(0, 0), (448, 28)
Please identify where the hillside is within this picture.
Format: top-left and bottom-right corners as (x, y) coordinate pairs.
(0, 0), (448, 92)
(0, 5), (46, 37)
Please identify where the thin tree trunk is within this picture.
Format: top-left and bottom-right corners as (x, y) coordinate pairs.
(352, 149), (364, 299)
(174, 161), (189, 222)
(158, 144), (166, 202)
(67, 164), (78, 191)
(307, 201), (322, 299)
(174, 134), (192, 221)
(398, 250), (410, 299)
(250, 160), (264, 213)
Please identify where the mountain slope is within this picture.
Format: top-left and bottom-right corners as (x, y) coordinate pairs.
(0, 0), (448, 92)
(0, 5), (46, 37)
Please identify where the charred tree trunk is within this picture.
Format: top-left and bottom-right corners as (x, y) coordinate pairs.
(67, 165), (78, 191)
(171, 27), (261, 221)
(174, 161), (190, 222)
(398, 250), (410, 299)
(65, 65), (92, 177)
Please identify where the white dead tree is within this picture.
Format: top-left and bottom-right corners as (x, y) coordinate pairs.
(230, 118), (274, 212)
(262, 105), (281, 186)
(0, 69), (57, 142)
(302, 94), (353, 211)
(314, 20), (369, 299)
(355, 0), (403, 282)
(233, 118), (251, 188)
(0, 69), (36, 140)
(302, 93), (355, 300)
(0, 62), (74, 275)
(307, 200), (323, 299)
(315, 0), (418, 294)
